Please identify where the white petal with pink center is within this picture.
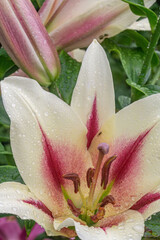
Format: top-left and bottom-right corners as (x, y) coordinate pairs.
(54, 210), (144, 240)
(89, 93), (160, 217)
(71, 40), (115, 149)
(128, 18), (151, 31)
(0, 182), (56, 236)
(131, 185), (160, 220)
(1, 77), (93, 217)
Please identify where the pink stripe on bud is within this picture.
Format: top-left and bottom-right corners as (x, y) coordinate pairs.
(0, 0), (60, 86)
(41, 0), (155, 51)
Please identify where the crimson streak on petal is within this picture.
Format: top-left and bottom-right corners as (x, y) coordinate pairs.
(87, 97), (99, 149)
(40, 126), (64, 190)
(23, 199), (53, 218)
(131, 192), (160, 213)
(111, 127), (154, 184)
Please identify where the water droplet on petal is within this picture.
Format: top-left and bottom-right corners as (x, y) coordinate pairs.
(132, 224), (144, 233)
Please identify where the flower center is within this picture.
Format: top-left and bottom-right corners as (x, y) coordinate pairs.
(62, 143), (116, 226)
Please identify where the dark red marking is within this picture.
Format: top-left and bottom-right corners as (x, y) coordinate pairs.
(86, 97), (99, 149)
(100, 214), (124, 229)
(131, 192), (160, 213)
(39, 125), (87, 196)
(23, 199), (53, 218)
(111, 127), (154, 184)
(40, 126), (64, 190)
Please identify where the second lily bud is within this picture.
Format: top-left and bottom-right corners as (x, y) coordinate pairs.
(39, 0), (156, 51)
(0, 0), (60, 86)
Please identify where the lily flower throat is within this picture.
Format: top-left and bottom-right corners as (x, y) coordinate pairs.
(63, 142), (117, 226)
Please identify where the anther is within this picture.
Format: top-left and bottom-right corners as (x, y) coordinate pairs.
(91, 207), (105, 223)
(63, 173), (80, 193)
(86, 168), (95, 188)
(67, 199), (81, 217)
(101, 155), (117, 189)
(100, 195), (115, 207)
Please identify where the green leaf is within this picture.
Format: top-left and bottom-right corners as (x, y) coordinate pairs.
(24, 220), (35, 236)
(0, 48), (17, 80)
(145, 212), (160, 237)
(106, 53), (131, 111)
(36, 0), (45, 7)
(0, 143), (4, 152)
(0, 125), (10, 142)
(122, 0), (157, 32)
(0, 166), (24, 184)
(126, 79), (160, 96)
(0, 142), (12, 155)
(102, 39), (145, 83)
(50, 51), (81, 104)
(31, 0), (39, 9)
(118, 95), (131, 108)
(0, 97), (10, 126)
(123, 30), (159, 67)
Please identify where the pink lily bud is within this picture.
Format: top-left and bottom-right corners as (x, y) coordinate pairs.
(39, 0), (155, 51)
(0, 0), (60, 86)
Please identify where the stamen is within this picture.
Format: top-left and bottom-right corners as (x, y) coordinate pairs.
(63, 173), (80, 193)
(100, 195), (115, 207)
(67, 199), (81, 217)
(91, 207), (105, 223)
(101, 155), (117, 189)
(86, 168), (95, 188)
(88, 143), (109, 207)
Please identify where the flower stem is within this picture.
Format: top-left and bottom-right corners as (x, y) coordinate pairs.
(138, 17), (160, 85)
(149, 66), (160, 85)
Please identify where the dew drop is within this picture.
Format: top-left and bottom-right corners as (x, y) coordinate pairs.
(12, 103), (16, 108)
(132, 224), (144, 233)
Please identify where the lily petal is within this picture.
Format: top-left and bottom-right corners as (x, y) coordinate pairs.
(39, 0), (64, 26)
(128, 18), (151, 31)
(71, 40), (115, 149)
(89, 94), (160, 216)
(131, 185), (160, 220)
(0, 0), (60, 86)
(100, 0), (155, 39)
(69, 49), (86, 63)
(44, 0), (155, 51)
(0, 182), (56, 236)
(54, 210), (144, 240)
(1, 77), (93, 216)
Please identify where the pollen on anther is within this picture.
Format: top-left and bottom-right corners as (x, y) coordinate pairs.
(63, 173), (80, 193)
(86, 168), (95, 188)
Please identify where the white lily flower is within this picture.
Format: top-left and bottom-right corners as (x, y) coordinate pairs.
(1, 40), (160, 239)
